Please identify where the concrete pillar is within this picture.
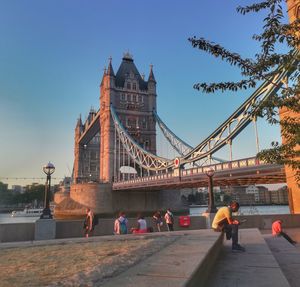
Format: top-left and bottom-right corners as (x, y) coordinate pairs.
(35, 219), (56, 240)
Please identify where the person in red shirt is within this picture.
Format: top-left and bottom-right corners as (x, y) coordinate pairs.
(272, 220), (296, 245)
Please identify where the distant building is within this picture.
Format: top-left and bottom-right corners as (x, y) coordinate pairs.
(270, 186), (288, 204)
(11, 185), (24, 194)
(220, 185), (288, 205)
(54, 177), (72, 205)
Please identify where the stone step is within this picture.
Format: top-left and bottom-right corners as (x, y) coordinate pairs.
(206, 228), (290, 287)
(101, 229), (223, 287)
(264, 233), (300, 287)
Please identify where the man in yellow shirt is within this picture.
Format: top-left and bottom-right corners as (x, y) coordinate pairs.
(212, 201), (245, 252)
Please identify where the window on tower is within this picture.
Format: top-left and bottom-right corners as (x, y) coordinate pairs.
(90, 151), (96, 160)
(127, 82), (131, 90)
(133, 83), (137, 90)
(142, 118), (147, 129)
(144, 140), (149, 149)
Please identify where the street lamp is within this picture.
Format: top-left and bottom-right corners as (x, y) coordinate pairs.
(41, 162), (55, 219)
(206, 168), (217, 213)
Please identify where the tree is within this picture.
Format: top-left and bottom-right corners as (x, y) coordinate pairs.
(189, 0), (300, 184)
(0, 182), (14, 205)
(21, 184), (45, 205)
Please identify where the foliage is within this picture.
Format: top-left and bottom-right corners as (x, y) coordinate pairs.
(0, 181), (45, 206)
(17, 184), (45, 205)
(189, 0), (300, 183)
(0, 182), (14, 205)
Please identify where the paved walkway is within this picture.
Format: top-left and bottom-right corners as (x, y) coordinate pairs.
(263, 229), (300, 287)
(206, 229), (290, 287)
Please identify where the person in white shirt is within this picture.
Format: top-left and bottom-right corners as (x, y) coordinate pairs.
(131, 214), (148, 234)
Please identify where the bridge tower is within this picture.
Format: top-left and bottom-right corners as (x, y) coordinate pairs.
(55, 53), (179, 217)
(99, 53), (157, 182)
(282, 0), (300, 213)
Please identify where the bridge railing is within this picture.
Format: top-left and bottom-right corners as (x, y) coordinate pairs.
(182, 157), (260, 177)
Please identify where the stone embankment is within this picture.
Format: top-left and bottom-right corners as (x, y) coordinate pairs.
(1, 227), (300, 286)
(0, 230), (223, 287)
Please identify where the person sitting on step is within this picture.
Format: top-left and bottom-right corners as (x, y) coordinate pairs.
(212, 201), (245, 252)
(131, 213), (148, 234)
(272, 219), (297, 245)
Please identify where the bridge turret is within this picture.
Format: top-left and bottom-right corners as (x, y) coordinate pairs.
(99, 58), (116, 182)
(75, 115), (83, 134)
(147, 64), (156, 93)
(107, 57), (115, 77)
(100, 57), (116, 90)
(88, 107), (97, 124)
(73, 115), (84, 183)
(147, 65), (157, 151)
(100, 67), (106, 88)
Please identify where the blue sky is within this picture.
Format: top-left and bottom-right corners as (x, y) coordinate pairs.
(0, 0), (288, 187)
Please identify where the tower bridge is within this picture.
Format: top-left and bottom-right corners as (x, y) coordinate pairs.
(55, 34), (299, 217)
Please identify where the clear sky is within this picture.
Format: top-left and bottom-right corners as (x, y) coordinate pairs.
(0, 0), (288, 188)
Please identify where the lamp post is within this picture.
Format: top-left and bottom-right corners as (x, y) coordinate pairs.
(41, 162), (55, 219)
(206, 168), (217, 213)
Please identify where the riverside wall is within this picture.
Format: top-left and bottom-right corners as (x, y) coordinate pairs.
(1, 214), (300, 243)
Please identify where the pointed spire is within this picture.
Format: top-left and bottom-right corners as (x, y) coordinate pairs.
(148, 64), (156, 83)
(100, 67), (107, 87)
(76, 114), (83, 132)
(107, 57), (115, 77)
(77, 114), (82, 126)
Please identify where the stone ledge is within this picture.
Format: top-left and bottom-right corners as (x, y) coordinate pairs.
(100, 230), (223, 287)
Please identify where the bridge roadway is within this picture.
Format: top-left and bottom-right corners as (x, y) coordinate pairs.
(113, 157), (286, 191)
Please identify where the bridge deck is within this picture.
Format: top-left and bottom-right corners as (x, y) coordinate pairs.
(113, 158), (285, 191)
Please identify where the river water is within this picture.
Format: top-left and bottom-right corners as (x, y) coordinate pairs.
(0, 205), (290, 223)
(189, 205), (290, 216)
(0, 213), (40, 223)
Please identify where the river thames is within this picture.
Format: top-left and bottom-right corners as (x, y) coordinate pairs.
(0, 205), (290, 223)
(189, 205), (290, 216)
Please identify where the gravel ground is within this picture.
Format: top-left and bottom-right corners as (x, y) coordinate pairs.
(0, 236), (178, 287)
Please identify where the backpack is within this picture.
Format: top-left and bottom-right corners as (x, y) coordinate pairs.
(83, 218), (88, 229)
(119, 220), (127, 234)
(93, 215), (99, 227)
(169, 213), (174, 224)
